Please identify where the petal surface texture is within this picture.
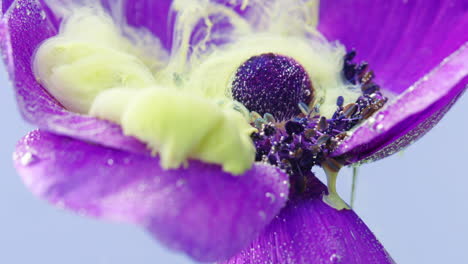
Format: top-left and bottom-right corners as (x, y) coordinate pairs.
(320, 0), (468, 162)
(0, 0), (148, 154)
(122, 0), (173, 49)
(14, 130), (289, 262)
(319, 0), (467, 94)
(221, 181), (395, 264)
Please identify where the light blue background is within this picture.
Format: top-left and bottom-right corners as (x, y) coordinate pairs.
(1, 62), (467, 264)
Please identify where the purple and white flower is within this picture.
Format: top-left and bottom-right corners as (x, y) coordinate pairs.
(1, 0), (466, 263)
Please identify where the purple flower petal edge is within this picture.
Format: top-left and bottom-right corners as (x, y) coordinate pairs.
(14, 129), (290, 262)
(0, 0), (149, 155)
(321, 0), (468, 163)
(319, 0), (468, 95)
(332, 44), (468, 163)
(221, 177), (395, 264)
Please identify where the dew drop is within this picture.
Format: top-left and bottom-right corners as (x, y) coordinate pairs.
(377, 113), (385, 121)
(330, 253), (342, 263)
(26, 104), (38, 112)
(376, 123), (384, 132)
(265, 192), (276, 203)
(20, 152), (36, 166)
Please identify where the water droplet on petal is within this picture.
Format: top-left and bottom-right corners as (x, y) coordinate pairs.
(376, 123), (384, 132)
(330, 253), (342, 263)
(265, 192), (276, 203)
(20, 152), (36, 166)
(377, 113), (385, 121)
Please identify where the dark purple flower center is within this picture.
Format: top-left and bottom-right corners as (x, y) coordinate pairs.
(231, 53), (313, 121)
(249, 50), (388, 194)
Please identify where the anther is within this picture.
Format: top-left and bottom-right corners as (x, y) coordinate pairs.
(317, 116), (328, 131)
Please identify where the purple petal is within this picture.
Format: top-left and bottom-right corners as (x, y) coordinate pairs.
(319, 0), (468, 94)
(221, 179), (394, 264)
(122, 0), (173, 50)
(14, 130), (289, 262)
(0, 0), (149, 154)
(1, 0), (14, 13)
(332, 44), (468, 163)
(322, 0), (468, 163)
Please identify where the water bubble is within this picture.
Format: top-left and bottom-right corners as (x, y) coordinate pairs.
(265, 192), (276, 203)
(107, 159), (114, 166)
(377, 113), (385, 121)
(376, 123), (384, 132)
(20, 152), (36, 166)
(26, 104), (38, 112)
(330, 253), (342, 263)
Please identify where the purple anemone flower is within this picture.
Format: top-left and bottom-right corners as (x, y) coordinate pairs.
(1, 0), (467, 263)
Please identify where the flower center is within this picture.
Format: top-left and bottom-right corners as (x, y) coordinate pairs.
(231, 53), (313, 121)
(250, 51), (388, 208)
